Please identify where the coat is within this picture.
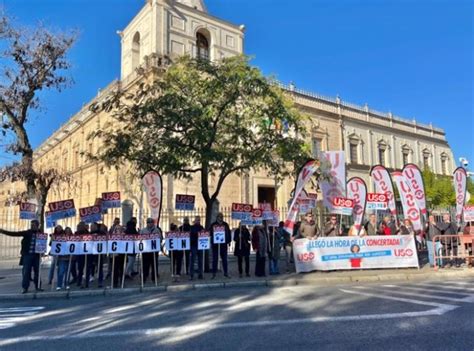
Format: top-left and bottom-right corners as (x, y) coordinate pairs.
(323, 223), (342, 237)
(233, 226), (251, 256)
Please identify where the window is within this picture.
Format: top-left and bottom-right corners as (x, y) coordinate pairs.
(62, 151), (68, 171)
(378, 142), (387, 166)
(349, 142), (358, 164)
(402, 146), (411, 165)
(441, 154), (448, 175)
(196, 32), (209, 60)
(131, 32), (140, 70)
(422, 149), (431, 169)
(73, 147), (79, 169)
(311, 137), (322, 158)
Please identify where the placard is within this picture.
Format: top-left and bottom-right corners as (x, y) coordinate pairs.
(34, 233), (48, 254)
(213, 225), (226, 244)
(231, 203), (253, 220)
(101, 191), (121, 209)
(366, 193), (388, 210)
(175, 194), (195, 211)
(19, 202), (37, 220)
(79, 205), (102, 224)
(165, 232), (190, 251)
(198, 231), (210, 250)
(464, 205), (474, 222)
(48, 199), (77, 221)
(330, 197), (354, 216)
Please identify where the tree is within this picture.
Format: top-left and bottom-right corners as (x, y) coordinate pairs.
(422, 167), (455, 207)
(90, 55), (311, 226)
(0, 14), (75, 229)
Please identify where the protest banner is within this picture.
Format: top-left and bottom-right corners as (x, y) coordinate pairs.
(101, 191), (121, 209)
(347, 177), (367, 235)
(165, 232), (190, 251)
(370, 165), (397, 217)
(142, 170), (163, 223)
(34, 233), (48, 254)
(48, 199), (76, 221)
(198, 231), (211, 250)
(175, 194), (195, 211)
(366, 193), (388, 210)
(297, 192), (317, 214)
(19, 202), (37, 220)
(259, 203), (274, 220)
(392, 172), (423, 231)
(134, 234), (162, 253)
(330, 197), (354, 216)
(402, 164), (427, 220)
(463, 205), (474, 222)
(293, 235), (419, 272)
(453, 167), (467, 224)
(320, 151), (346, 213)
(231, 203), (253, 220)
(284, 159), (321, 234)
(79, 205), (102, 224)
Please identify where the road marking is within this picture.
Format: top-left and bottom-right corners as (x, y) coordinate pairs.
(0, 290), (459, 346)
(417, 283), (474, 292)
(381, 285), (473, 297)
(0, 307), (44, 330)
(371, 286), (473, 302)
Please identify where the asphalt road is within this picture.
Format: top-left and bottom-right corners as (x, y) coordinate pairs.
(0, 279), (473, 351)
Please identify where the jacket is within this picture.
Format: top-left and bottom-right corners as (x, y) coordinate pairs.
(190, 224), (204, 249)
(233, 226), (251, 256)
(0, 229), (40, 256)
(296, 221), (319, 239)
(365, 221), (379, 236)
(323, 223), (342, 237)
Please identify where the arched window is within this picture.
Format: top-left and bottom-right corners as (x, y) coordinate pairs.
(196, 32), (209, 60)
(132, 32), (141, 70)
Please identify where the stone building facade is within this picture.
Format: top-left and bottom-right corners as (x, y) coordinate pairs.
(0, 0), (454, 225)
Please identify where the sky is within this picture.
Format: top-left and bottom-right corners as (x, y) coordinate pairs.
(1, 0), (473, 169)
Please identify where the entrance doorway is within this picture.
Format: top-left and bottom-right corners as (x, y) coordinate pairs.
(258, 186), (276, 209)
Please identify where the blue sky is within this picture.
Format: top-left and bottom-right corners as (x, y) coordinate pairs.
(1, 0), (473, 169)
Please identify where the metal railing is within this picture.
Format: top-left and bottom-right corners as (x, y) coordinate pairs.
(432, 234), (474, 270)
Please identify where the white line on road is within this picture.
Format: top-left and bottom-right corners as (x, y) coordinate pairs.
(417, 283), (474, 292)
(0, 290), (459, 346)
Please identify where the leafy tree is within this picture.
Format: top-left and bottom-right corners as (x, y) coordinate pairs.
(422, 167), (455, 207)
(0, 14), (75, 229)
(90, 55), (310, 226)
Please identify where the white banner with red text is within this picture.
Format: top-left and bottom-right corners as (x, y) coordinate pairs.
(292, 235), (419, 272)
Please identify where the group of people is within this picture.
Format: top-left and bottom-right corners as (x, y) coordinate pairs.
(1, 210), (472, 293)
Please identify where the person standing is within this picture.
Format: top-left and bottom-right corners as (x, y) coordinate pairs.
(140, 218), (163, 284)
(74, 222), (89, 287)
(125, 218), (139, 279)
(179, 217), (192, 276)
(252, 225), (268, 277)
(365, 214), (379, 236)
(269, 224), (282, 274)
(0, 220), (44, 294)
(48, 225), (63, 285)
(210, 212), (232, 279)
(233, 223), (251, 278)
(439, 214), (459, 267)
(279, 221), (292, 273)
(295, 213), (319, 239)
(323, 215), (343, 237)
(400, 219), (415, 235)
(169, 223), (183, 281)
(189, 216), (204, 280)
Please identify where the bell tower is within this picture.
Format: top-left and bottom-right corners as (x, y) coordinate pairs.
(119, 0), (245, 80)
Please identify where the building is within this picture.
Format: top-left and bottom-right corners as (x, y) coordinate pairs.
(0, 0), (454, 228)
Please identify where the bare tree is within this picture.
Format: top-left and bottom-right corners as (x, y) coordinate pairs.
(0, 13), (76, 228)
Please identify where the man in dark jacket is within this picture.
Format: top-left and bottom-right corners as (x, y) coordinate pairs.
(210, 212), (232, 279)
(189, 216), (204, 280)
(0, 220), (43, 293)
(179, 217), (192, 275)
(234, 223), (251, 278)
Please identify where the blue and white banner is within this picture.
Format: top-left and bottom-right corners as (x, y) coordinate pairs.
(293, 235), (419, 272)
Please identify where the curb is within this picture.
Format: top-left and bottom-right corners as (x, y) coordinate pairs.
(1, 269), (473, 301)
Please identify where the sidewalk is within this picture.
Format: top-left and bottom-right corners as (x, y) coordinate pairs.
(1, 253), (473, 301)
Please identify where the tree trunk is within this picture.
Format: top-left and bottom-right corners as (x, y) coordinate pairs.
(36, 190), (48, 232)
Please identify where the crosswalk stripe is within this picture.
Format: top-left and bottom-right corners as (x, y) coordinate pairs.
(0, 307), (44, 330)
(371, 287), (470, 302)
(381, 285), (472, 296)
(0, 307), (44, 313)
(417, 283), (474, 292)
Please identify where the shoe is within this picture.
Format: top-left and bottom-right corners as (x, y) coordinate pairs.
(22, 288), (28, 294)
(198, 274), (203, 280)
(35, 288), (44, 292)
(66, 286), (70, 290)
(89, 277), (95, 282)
(56, 287), (62, 291)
